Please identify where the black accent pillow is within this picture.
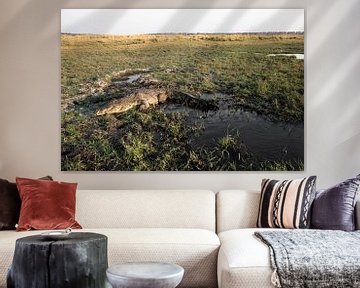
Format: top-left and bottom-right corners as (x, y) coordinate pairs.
(0, 176), (53, 230)
(311, 174), (360, 231)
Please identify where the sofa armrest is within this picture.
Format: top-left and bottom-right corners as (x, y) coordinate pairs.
(356, 201), (360, 230)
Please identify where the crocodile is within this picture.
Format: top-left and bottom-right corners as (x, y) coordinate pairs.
(172, 91), (218, 111)
(96, 88), (169, 116)
(96, 88), (218, 116)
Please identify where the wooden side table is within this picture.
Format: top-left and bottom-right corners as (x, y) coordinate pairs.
(7, 232), (108, 288)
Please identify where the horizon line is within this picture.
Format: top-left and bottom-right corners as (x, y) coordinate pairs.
(61, 31), (304, 36)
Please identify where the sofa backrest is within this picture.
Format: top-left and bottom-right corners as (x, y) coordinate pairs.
(217, 190), (360, 232)
(76, 190), (216, 231)
(216, 190), (260, 233)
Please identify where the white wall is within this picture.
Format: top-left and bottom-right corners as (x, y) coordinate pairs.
(0, 0), (359, 190)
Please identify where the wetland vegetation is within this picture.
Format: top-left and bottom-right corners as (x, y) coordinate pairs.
(61, 33), (304, 171)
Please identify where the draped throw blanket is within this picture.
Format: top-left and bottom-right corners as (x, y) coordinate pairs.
(255, 230), (360, 288)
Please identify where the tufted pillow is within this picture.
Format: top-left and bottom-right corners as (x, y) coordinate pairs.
(257, 176), (317, 229)
(16, 177), (82, 231)
(311, 174), (360, 231)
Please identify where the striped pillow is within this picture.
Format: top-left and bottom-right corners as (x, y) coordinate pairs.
(257, 176), (317, 229)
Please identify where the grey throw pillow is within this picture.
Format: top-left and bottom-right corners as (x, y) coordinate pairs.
(311, 174), (360, 231)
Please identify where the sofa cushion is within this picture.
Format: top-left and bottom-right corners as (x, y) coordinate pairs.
(257, 177), (317, 229)
(0, 228), (220, 288)
(218, 228), (279, 288)
(311, 175), (360, 231)
(0, 176), (52, 230)
(16, 177), (82, 231)
(216, 190), (260, 233)
(0, 179), (20, 230)
(76, 190), (216, 231)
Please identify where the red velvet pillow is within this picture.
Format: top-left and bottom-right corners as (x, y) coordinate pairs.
(0, 176), (52, 230)
(16, 177), (82, 231)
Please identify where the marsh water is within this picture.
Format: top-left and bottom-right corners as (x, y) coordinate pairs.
(267, 53), (304, 60)
(163, 93), (304, 162)
(77, 75), (303, 164)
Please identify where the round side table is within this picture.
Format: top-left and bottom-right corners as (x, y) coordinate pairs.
(106, 262), (184, 288)
(7, 232), (108, 288)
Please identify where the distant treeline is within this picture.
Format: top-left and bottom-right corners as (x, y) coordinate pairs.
(61, 31), (304, 37)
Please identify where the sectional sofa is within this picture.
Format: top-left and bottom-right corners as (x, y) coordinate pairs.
(0, 189), (359, 288)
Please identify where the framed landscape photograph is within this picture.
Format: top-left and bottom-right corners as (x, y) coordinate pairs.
(61, 9), (304, 171)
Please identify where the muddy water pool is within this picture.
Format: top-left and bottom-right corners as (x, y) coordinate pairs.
(162, 93), (303, 162)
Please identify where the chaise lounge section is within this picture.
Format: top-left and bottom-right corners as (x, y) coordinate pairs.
(216, 189), (360, 288)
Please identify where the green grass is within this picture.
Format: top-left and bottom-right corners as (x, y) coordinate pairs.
(61, 108), (303, 171)
(62, 34), (303, 122)
(61, 33), (304, 171)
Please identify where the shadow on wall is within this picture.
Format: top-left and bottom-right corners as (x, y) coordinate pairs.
(0, 0), (70, 35)
(307, 0), (360, 154)
(309, 0), (360, 107)
(306, 0), (360, 175)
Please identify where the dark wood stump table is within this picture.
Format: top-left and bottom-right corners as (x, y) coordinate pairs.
(7, 232), (108, 288)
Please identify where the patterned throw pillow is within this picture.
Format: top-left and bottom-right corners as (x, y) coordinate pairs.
(257, 176), (317, 229)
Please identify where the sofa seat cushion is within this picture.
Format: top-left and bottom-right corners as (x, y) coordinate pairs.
(0, 228), (219, 288)
(218, 228), (282, 288)
(102, 228), (220, 288)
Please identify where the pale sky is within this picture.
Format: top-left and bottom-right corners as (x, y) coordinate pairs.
(61, 9), (304, 35)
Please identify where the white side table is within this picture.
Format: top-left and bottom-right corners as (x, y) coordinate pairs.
(106, 262), (184, 288)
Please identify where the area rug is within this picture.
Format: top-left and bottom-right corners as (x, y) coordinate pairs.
(255, 230), (360, 288)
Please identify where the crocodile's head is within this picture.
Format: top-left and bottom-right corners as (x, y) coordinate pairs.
(157, 92), (169, 103)
(96, 108), (107, 116)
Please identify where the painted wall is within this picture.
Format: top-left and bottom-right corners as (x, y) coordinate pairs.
(0, 0), (359, 190)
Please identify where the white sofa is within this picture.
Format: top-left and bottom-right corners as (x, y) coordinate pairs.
(216, 190), (273, 288)
(1, 189), (359, 288)
(0, 190), (220, 288)
(216, 190), (360, 288)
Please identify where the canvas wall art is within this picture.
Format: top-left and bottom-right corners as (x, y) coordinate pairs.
(61, 9), (304, 171)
